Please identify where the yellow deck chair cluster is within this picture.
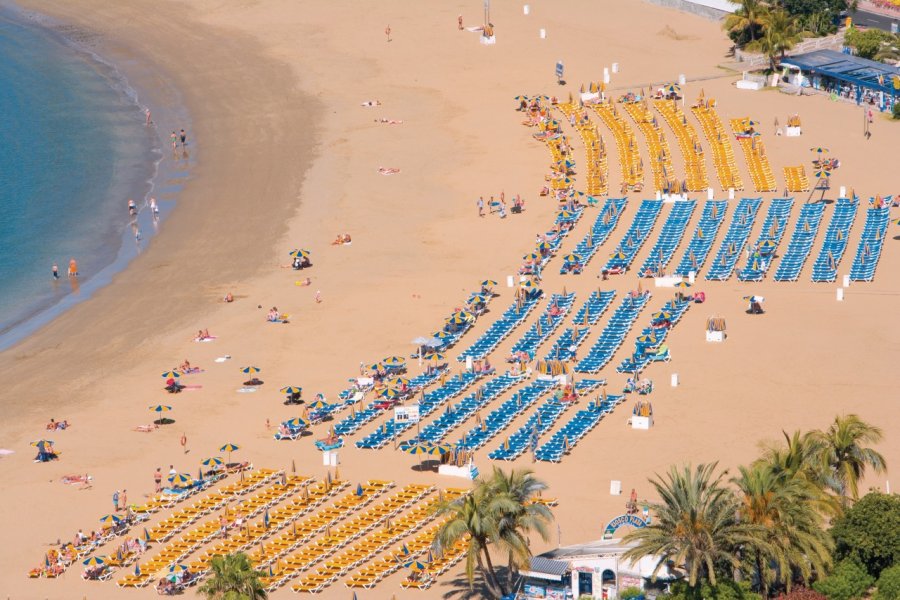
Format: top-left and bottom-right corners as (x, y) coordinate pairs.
(691, 99), (743, 191)
(730, 118), (776, 192)
(654, 98), (709, 192)
(555, 101), (609, 196)
(621, 100), (674, 194)
(783, 165), (810, 192)
(591, 100), (643, 190)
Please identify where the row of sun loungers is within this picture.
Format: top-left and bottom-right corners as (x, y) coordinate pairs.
(616, 298), (691, 373)
(509, 293), (575, 359)
(489, 398), (571, 461)
(556, 102), (609, 196)
(355, 372), (483, 449)
(674, 200), (728, 276)
(691, 100), (743, 191)
(457, 294), (542, 361)
(638, 200), (695, 276)
(655, 98), (708, 191)
(575, 292), (651, 373)
(622, 100), (674, 193)
(737, 197), (794, 281)
(811, 197), (858, 282)
(773, 202), (826, 281)
(849, 202), (890, 282)
(592, 101), (644, 188)
(534, 395), (625, 463)
(783, 165), (810, 192)
(412, 374), (523, 444)
(604, 199), (664, 271)
(705, 197), (763, 281)
(546, 291), (617, 361)
(730, 119), (776, 192)
(567, 197), (627, 267)
(455, 379), (558, 451)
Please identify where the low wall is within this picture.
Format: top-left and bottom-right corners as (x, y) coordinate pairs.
(642, 0), (733, 20)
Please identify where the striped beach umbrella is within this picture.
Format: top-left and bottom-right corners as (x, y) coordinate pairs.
(563, 253), (583, 264)
(285, 417), (309, 429)
(427, 444), (452, 456)
(382, 356), (405, 368)
(201, 457), (224, 468)
(288, 249), (311, 258)
(161, 371), (180, 379)
(480, 279), (498, 287)
(423, 352), (445, 361)
(406, 560), (430, 572)
(404, 443), (434, 455)
(368, 362), (384, 372)
(809, 147), (829, 154)
(169, 564), (189, 573)
(536, 241), (553, 252)
(431, 331), (452, 340)
(279, 386), (302, 395)
(467, 294), (488, 305)
(168, 473), (193, 486)
(652, 311), (672, 320)
(386, 377), (410, 388)
(610, 250), (627, 260)
(557, 210), (578, 221)
(83, 556), (106, 566)
(99, 514), (122, 525)
(675, 281), (691, 289)
(445, 314), (469, 326)
(451, 310), (475, 321)
(307, 399), (329, 410)
(815, 170), (830, 178)
(240, 366), (261, 374)
(520, 279), (538, 289)
(523, 252), (541, 262)
(379, 388), (401, 400)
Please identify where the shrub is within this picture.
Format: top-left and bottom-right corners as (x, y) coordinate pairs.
(813, 560), (874, 600)
(875, 565), (900, 600)
(621, 586), (645, 600)
(830, 492), (900, 578)
(775, 587), (828, 600)
(892, 101), (900, 120)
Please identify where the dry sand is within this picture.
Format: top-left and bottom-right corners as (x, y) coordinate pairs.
(1, 0), (898, 598)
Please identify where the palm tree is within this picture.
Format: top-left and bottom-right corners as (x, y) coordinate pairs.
(484, 467), (554, 590)
(724, 0), (768, 44)
(757, 429), (841, 517)
(623, 463), (768, 589)
(758, 9), (801, 70)
(433, 489), (505, 598)
(733, 463), (833, 595)
(809, 414), (887, 500)
(197, 552), (267, 600)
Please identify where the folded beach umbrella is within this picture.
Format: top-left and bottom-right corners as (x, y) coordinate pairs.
(382, 356), (405, 368)
(168, 473), (193, 485)
(83, 556), (106, 566)
(279, 386), (302, 395)
(99, 514), (123, 525)
(285, 417), (309, 429)
(240, 366), (261, 374)
(161, 371), (180, 379)
(201, 457), (224, 468)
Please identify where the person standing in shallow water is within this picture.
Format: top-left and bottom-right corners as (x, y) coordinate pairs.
(179, 129), (187, 147)
(52, 263), (59, 280)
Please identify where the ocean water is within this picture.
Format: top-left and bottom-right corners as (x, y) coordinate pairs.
(0, 9), (160, 348)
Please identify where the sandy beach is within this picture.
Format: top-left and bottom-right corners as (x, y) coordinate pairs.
(2, 0), (898, 598)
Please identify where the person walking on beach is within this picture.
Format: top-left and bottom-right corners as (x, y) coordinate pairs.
(170, 131), (178, 152)
(145, 109), (152, 126)
(52, 263), (59, 280)
(121, 489), (127, 510)
(113, 489), (120, 512)
(128, 198), (137, 216)
(477, 196), (484, 217)
(385, 25), (391, 42)
(154, 467), (162, 493)
(150, 197), (159, 217)
(68, 258), (78, 277)
(458, 14), (463, 30)
(180, 129), (187, 147)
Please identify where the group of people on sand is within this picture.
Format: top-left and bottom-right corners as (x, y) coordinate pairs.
(476, 191), (525, 219)
(266, 306), (288, 323)
(331, 233), (352, 245)
(194, 329), (214, 342)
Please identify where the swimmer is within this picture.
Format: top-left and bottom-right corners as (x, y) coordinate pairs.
(52, 263), (59, 280)
(150, 198), (159, 216)
(128, 199), (137, 215)
(170, 131), (178, 151)
(68, 258), (78, 277)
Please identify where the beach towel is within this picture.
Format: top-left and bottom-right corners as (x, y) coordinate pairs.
(236, 387), (258, 393)
(193, 336), (217, 342)
(214, 356), (232, 363)
(378, 167), (401, 175)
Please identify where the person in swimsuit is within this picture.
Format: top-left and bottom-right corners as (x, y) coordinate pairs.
(128, 199), (137, 215)
(52, 263), (59, 280)
(180, 129), (187, 146)
(68, 258), (78, 277)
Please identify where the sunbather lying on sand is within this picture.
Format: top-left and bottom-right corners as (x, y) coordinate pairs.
(193, 329), (216, 342)
(374, 118), (403, 124)
(60, 474), (92, 485)
(331, 233), (352, 245)
(133, 424), (159, 432)
(361, 100), (382, 107)
(378, 167), (401, 175)
(296, 277), (312, 286)
(46, 418), (69, 431)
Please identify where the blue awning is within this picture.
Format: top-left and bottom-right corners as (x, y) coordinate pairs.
(781, 49), (900, 95)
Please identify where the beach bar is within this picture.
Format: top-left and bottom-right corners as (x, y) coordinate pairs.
(517, 539), (674, 599)
(780, 49), (900, 112)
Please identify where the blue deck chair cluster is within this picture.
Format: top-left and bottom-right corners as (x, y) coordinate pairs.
(575, 292), (651, 373)
(457, 292), (542, 362)
(409, 374), (523, 444)
(354, 370), (483, 449)
(536, 207), (586, 269)
(849, 201), (890, 282)
(811, 197), (859, 282)
(737, 197), (794, 282)
(509, 293), (575, 359)
(454, 380), (557, 451)
(705, 197), (763, 281)
(545, 291), (617, 361)
(773, 202), (826, 281)
(637, 200), (696, 276)
(603, 199), (665, 271)
(534, 394), (625, 462)
(674, 200), (728, 276)
(488, 399), (570, 461)
(568, 198), (628, 267)
(616, 298), (691, 373)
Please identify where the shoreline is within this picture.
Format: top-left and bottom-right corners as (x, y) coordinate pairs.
(0, 3), (188, 351)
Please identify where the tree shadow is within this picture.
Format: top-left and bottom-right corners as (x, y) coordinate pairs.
(433, 570), (508, 600)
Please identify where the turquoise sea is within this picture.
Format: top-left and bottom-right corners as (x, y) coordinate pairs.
(0, 9), (162, 349)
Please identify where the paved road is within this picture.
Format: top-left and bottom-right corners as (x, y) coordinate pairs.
(849, 8), (900, 32)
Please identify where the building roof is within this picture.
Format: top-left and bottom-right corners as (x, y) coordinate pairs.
(541, 538), (639, 559)
(781, 49), (900, 95)
(522, 556), (570, 581)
